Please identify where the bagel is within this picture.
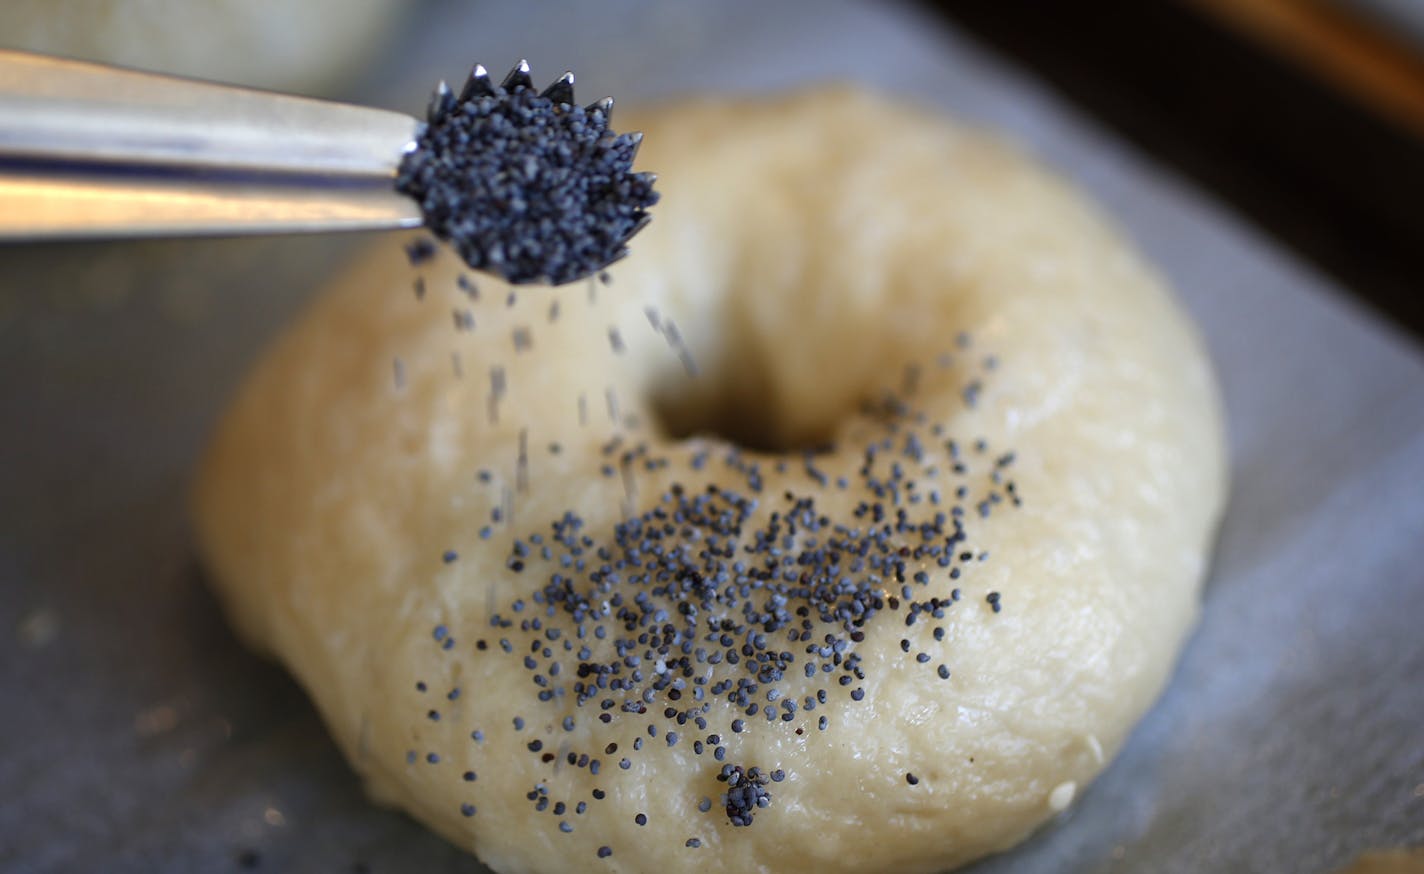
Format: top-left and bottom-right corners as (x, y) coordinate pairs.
(194, 87), (1226, 873)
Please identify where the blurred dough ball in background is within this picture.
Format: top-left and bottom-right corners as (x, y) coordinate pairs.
(0, 0), (404, 94)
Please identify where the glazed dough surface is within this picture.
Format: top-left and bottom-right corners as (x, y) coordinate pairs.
(194, 89), (1227, 873)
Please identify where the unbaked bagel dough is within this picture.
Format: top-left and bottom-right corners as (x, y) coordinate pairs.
(194, 88), (1227, 873)
(0, 0), (400, 94)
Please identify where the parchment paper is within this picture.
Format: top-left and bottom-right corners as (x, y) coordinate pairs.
(2, 1), (1421, 871)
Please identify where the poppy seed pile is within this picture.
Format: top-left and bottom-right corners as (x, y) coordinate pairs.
(395, 259), (1024, 859)
(395, 61), (659, 286)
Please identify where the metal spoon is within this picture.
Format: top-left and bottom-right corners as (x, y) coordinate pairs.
(0, 48), (423, 240)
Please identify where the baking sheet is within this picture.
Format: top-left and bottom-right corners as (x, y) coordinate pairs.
(2, 1), (1422, 871)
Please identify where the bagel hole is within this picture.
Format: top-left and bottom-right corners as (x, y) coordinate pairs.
(650, 364), (838, 454)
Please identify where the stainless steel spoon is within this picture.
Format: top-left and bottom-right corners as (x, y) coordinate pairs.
(0, 49), (424, 240)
